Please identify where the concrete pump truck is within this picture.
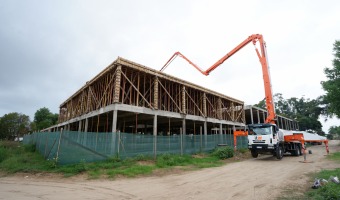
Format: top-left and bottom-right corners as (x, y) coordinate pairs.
(161, 34), (306, 160)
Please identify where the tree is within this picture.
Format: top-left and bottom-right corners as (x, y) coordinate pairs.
(328, 126), (340, 139)
(33, 107), (59, 131)
(0, 112), (30, 140)
(254, 93), (323, 132)
(321, 40), (340, 118)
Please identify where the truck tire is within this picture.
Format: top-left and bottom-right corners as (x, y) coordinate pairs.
(296, 145), (301, 156)
(251, 150), (258, 158)
(276, 145), (283, 160)
(295, 146), (301, 157)
(299, 145), (303, 156)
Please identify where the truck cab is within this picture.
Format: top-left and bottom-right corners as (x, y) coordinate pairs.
(248, 123), (284, 159)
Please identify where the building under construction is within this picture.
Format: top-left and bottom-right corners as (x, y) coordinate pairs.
(31, 57), (300, 164)
(42, 57), (299, 135)
(52, 57), (246, 136)
(37, 56), (300, 137)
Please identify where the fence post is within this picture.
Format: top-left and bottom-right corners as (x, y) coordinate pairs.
(180, 128), (183, 156)
(200, 126), (202, 152)
(182, 119), (186, 154)
(56, 128), (63, 164)
(153, 114), (157, 159)
(117, 130), (120, 158)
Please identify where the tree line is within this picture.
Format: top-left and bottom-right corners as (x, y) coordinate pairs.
(0, 107), (58, 140)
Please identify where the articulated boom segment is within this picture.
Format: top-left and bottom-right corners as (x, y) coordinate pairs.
(160, 34), (329, 157)
(160, 34), (276, 124)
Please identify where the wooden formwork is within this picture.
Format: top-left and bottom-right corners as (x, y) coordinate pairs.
(58, 57), (245, 125)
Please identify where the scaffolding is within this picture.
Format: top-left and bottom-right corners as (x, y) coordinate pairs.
(48, 57), (245, 136)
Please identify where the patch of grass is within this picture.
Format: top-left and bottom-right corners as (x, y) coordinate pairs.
(107, 165), (155, 179)
(88, 170), (101, 179)
(328, 152), (340, 162)
(0, 147), (8, 163)
(190, 156), (223, 168)
(0, 141), (248, 179)
(0, 141), (53, 173)
(306, 169), (340, 200)
(303, 152), (340, 200)
(156, 154), (192, 168)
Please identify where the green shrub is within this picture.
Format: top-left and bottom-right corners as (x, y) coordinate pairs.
(0, 147), (8, 163)
(306, 168), (340, 199)
(107, 155), (121, 163)
(212, 146), (234, 159)
(307, 182), (340, 200)
(156, 154), (191, 168)
(134, 154), (152, 161)
(24, 144), (36, 152)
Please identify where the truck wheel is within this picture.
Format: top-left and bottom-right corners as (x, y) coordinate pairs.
(276, 146), (283, 160)
(251, 150), (258, 158)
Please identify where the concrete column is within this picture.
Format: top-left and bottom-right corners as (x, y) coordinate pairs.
(153, 114), (157, 136)
(219, 123), (223, 135)
(113, 65), (122, 103)
(262, 112), (266, 123)
(250, 107), (254, 124)
(257, 110), (260, 124)
(112, 110), (118, 133)
(78, 120), (82, 132)
(204, 121), (207, 135)
(84, 118), (89, 132)
(182, 118), (186, 136)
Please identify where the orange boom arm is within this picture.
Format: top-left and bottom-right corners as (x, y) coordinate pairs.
(160, 34), (276, 124)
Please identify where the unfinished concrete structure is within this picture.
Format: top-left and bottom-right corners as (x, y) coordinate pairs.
(244, 105), (299, 130)
(52, 57), (246, 135)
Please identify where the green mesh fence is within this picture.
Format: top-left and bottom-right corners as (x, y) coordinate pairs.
(23, 131), (248, 165)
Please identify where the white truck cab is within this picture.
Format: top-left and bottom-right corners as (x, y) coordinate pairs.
(248, 123), (284, 159)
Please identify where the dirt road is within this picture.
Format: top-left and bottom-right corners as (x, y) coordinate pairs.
(1, 141), (339, 200)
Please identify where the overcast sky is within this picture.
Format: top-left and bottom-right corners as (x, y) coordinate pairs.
(1, 0), (339, 132)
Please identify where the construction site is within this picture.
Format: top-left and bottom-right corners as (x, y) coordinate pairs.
(18, 34), (334, 200)
(26, 56), (304, 164)
(23, 34), (331, 166)
(49, 57), (298, 135)
(5, 2), (339, 199)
